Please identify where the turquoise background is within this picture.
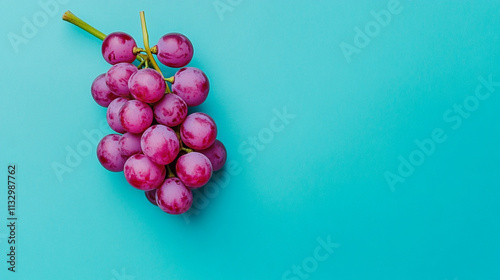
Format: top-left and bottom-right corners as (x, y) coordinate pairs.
(1, 0), (499, 279)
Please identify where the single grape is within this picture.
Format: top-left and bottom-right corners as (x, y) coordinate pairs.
(124, 154), (166, 191)
(153, 93), (188, 127)
(145, 189), (158, 206)
(106, 63), (138, 96)
(102, 32), (137, 65)
(176, 152), (212, 188)
(128, 68), (166, 103)
(107, 97), (130, 133)
(118, 132), (142, 157)
(155, 33), (193, 68)
(180, 112), (217, 150)
(97, 134), (128, 172)
(119, 100), (153, 133)
(171, 67), (209, 107)
(156, 177), (193, 214)
(198, 140), (227, 171)
(141, 125), (180, 165)
(91, 74), (118, 107)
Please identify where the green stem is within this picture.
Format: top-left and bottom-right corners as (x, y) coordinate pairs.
(150, 45), (158, 54)
(139, 11), (171, 93)
(139, 11), (162, 74)
(181, 147), (193, 153)
(133, 46), (145, 54)
(62, 11), (106, 40)
(164, 76), (175, 83)
(137, 59), (146, 69)
(63, 11), (145, 64)
(166, 165), (175, 178)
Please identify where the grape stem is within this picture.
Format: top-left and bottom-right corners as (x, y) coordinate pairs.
(133, 46), (145, 54)
(139, 11), (171, 93)
(62, 11), (145, 64)
(166, 165), (175, 178)
(137, 59), (146, 69)
(164, 76), (175, 83)
(150, 45), (158, 54)
(139, 12), (161, 74)
(62, 11), (106, 40)
(181, 147), (193, 153)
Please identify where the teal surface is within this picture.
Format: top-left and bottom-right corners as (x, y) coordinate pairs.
(1, 1), (499, 279)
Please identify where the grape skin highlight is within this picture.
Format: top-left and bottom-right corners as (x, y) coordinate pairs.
(156, 177), (193, 214)
(107, 97), (130, 133)
(119, 100), (154, 133)
(102, 32), (137, 65)
(180, 112), (217, 150)
(124, 154), (166, 191)
(106, 62), (138, 96)
(156, 33), (194, 68)
(153, 93), (188, 127)
(172, 67), (210, 107)
(141, 125), (180, 165)
(91, 73), (118, 107)
(176, 152), (213, 188)
(97, 134), (128, 172)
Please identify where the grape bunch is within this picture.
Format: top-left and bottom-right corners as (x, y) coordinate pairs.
(65, 11), (227, 215)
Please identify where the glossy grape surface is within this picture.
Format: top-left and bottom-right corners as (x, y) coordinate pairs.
(102, 32), (137, 64)
(124, 154), (166, 191)
(91, 74), (118, 107)
(141, 125), (180, 165)
(176, 152), (212, 188)
(180, 112), (217, 150)
(106, 63), (137, 96)
(156, 33), (193, 68)
(171, 67), (209, 107)
(119, 100), (154, 133)
(97, 134), (128, 172)
(153, 93), (188, 127)
(128, 68), (166, 103)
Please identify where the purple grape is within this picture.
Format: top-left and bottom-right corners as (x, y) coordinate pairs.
(153, 93), (188, 127)
(97, 134), (128, 172)
(106, 97), (130, 133)
(105, 63), (138, 96)
(124, 154), (166, 191)
(198, 140), (227, 171)
(141, 125), (180, 165)
(180, 112), (217, 150)
(118, 132), (142, 157)
(156, 177), (193, 214)
(155, 33), (193, 68)
(119, 100), (153, 133)
(128, 68), (166, 103)
(145, 189), (158, 206)
(171, 67), (209, 107)
(102, 32), (137, 65)
(176, 152), (212, 188)
(91, 74), (118, 107)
